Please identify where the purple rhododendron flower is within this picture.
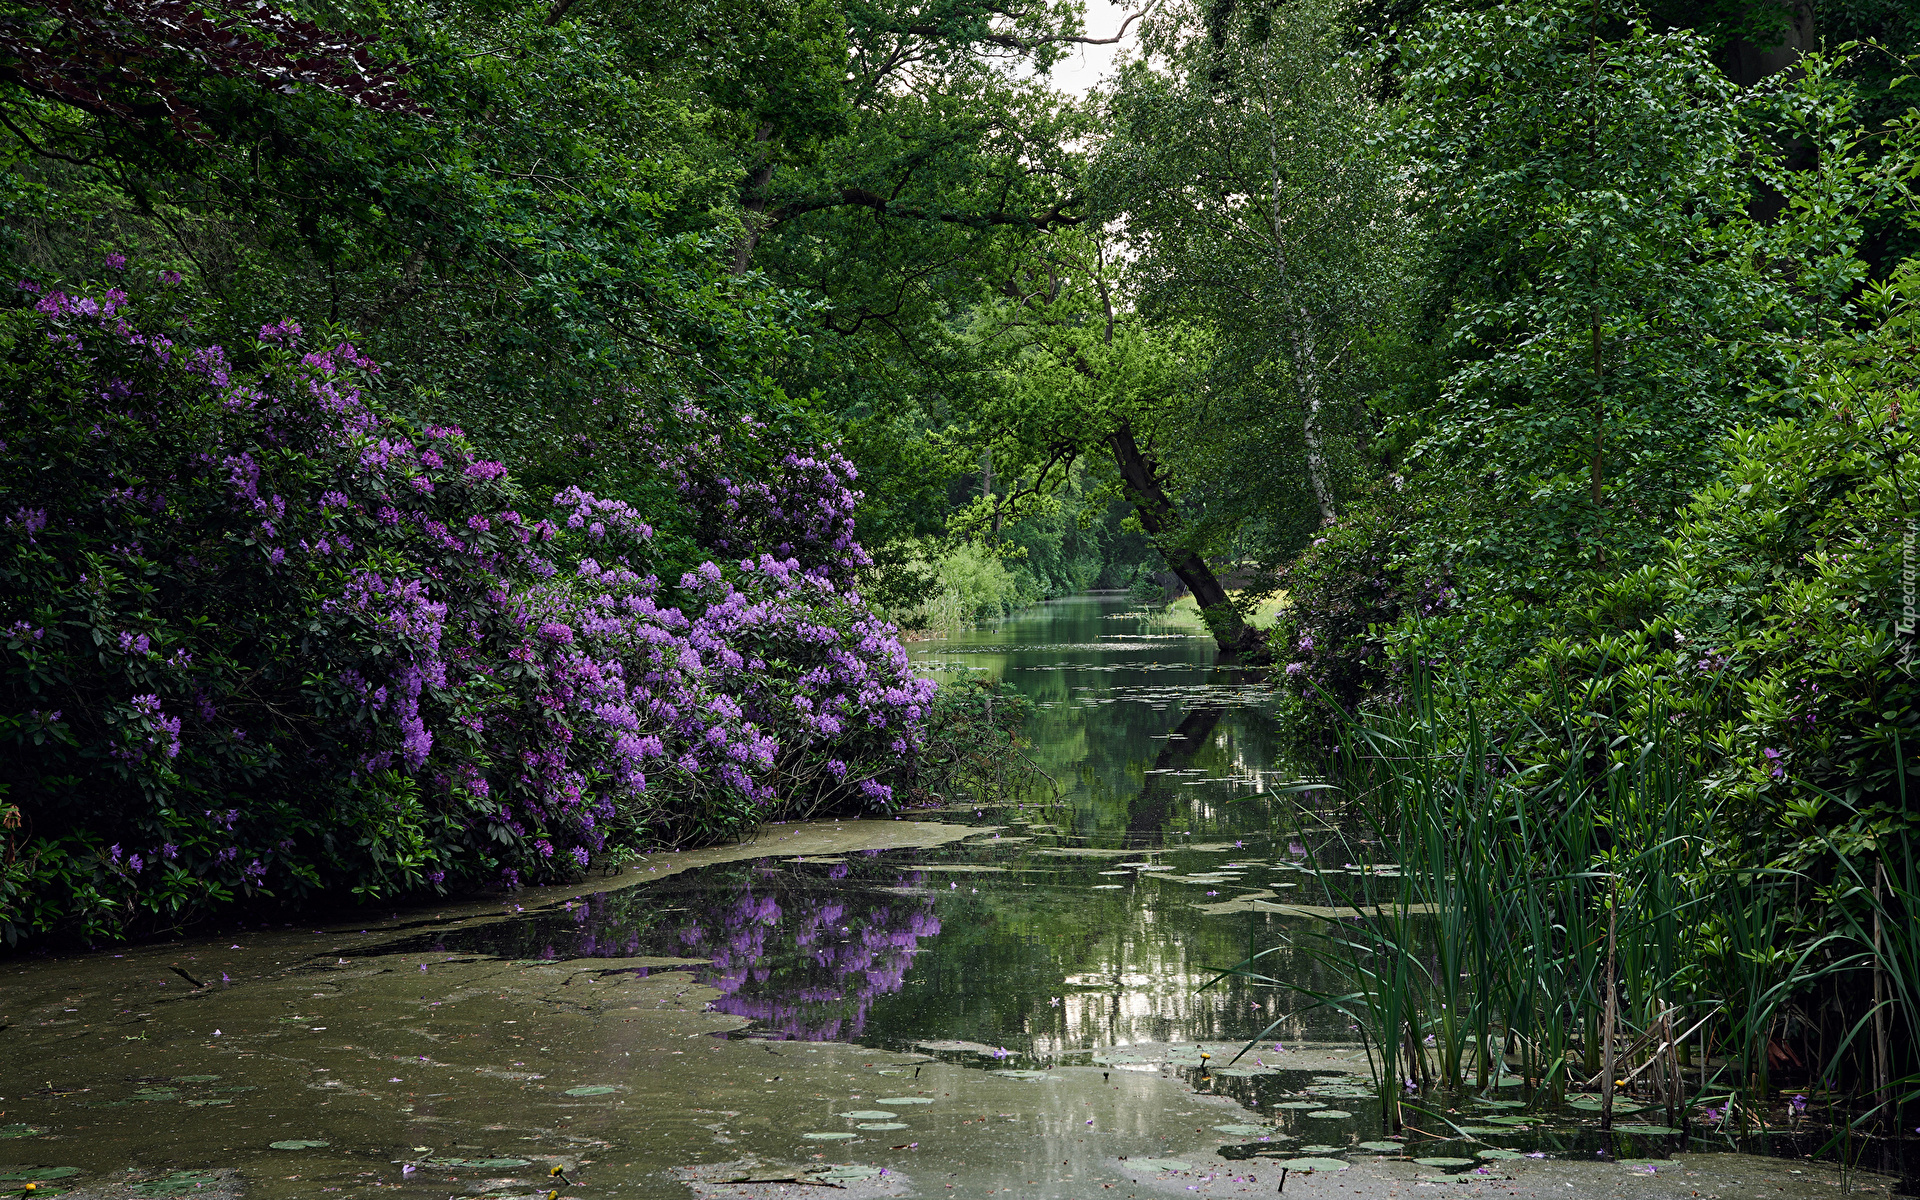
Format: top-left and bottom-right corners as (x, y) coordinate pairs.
(2, 273), (937, 919)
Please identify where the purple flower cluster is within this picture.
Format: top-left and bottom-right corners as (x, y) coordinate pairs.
(0, 273), (934, 940)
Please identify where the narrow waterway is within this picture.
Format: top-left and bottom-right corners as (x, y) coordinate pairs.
(0, 595), (1905, 1200)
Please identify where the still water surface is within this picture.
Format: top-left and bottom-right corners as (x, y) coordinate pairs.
(420, 592), (1340, 1058)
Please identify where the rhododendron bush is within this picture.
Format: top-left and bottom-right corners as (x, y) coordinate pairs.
(0, 269), (933, 944)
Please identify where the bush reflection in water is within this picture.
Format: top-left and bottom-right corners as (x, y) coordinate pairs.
(688, 869), (940, 1040)
(448, 857), (942, 1041)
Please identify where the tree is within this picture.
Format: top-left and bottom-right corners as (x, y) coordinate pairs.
(1093, 0), (1412, 536)
(949, 227), (1264, 650)
(1390, 0), (1890, 599)
(0, 0), (830, 508)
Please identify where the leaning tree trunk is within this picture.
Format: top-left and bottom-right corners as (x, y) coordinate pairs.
(1107, 421), (1256, 653)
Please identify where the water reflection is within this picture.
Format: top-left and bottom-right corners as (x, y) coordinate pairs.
(400, 595), (1345, 1055)
(686, 876), (941, 1041)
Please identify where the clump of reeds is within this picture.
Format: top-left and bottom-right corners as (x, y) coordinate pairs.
(1218, 667), (1914, 1140)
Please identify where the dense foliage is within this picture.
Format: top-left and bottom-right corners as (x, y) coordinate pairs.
(0, 271), (929, 943)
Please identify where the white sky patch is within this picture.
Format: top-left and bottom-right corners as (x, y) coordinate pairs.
(1046, 30), (1131, 96)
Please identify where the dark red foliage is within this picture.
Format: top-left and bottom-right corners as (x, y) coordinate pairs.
(0, 0), (417, 136)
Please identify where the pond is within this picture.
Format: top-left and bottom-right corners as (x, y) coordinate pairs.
(0, 594), (1908, 1199)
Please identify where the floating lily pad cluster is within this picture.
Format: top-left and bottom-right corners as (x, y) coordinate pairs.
(1279, 1157), (1350, 1172)
(805, 1091), (938, 1142)
(131, 1170), (222, 1196)
(809, 1164), (883, 1183)
(0, 1168), (80, 1181)
(1567, 1097), (1645, 1113)
(84, 1076), (255, 1110)
(0, 1166), (81, 1196)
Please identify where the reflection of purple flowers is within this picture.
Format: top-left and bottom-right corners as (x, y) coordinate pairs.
(689, 888), (940, 1039)
(547, 880), (941, 1041)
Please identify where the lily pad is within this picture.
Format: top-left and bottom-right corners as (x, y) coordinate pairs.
(1356, 1141), (1405, 1153)
(1453, 1125), (1509, 1135)
(1128, 1160), (1193, 1172)
(874, 1097), (934, 1105)
(1613, 1125), (1682, 1136)
(1215, 1067), (1278, 1077)
(1298, 1145), (1344, 1154)
(1272, 1101), (1323, 1109)
(815, 1166), (882, 1183)
(803, 1132), (858, 1141)
(1484, 1117), (1533, 1127)
(0, 1125), (44, 1139)
(426, 1158), (530, 1169)
(1567, 1099), (1644, 1113)
(1477, 1149), (1527, 1161)
(1412, 1158), (1476, 1168)
(1306, 1110), (1352, 1119)
(1213, 1125), (1275, 1136)
(839, 1111), (898, 1120)
(563, 1085), (618, 1096)
(132, 1170), (222, 1196)
(1277, 1158), (1350, 1172)
(855, 1122), (908, 1131)
(1311, 1075), (1354, 1083)
(1471, 1099), (1527, 1109)
(0, 1168), (81, 1181)
(268, 1140), (329, 1151)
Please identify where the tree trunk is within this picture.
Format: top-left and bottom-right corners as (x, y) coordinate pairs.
(1294, 307), (1337, 526)
(1266, 161), (1335, 528)
(1128, 704), (1224, 841)
(1107, 421), (1254, 653)
(731, 124), (778, 275)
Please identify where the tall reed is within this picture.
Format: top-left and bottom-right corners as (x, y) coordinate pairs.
(1224, 665), (1887, 1135)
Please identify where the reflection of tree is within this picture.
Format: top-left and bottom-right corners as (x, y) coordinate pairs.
(923, 597), (1295, 842)
(1128, 704), (1225, 844)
